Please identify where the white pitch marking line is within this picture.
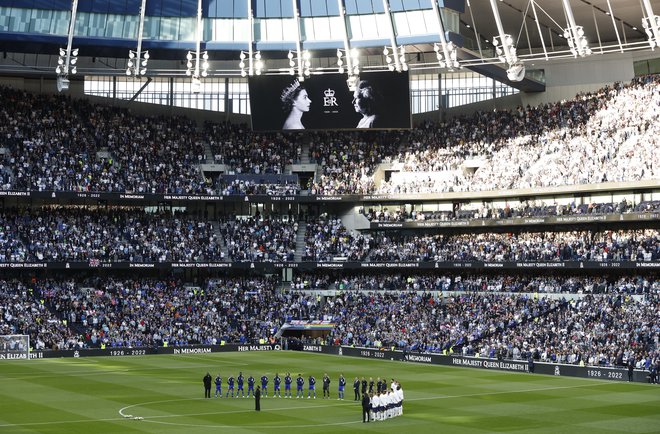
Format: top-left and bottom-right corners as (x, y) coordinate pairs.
(0, 381), (615, 429)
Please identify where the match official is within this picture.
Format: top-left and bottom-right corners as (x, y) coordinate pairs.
(361, 392), (371, 423)
(203, 372), (212, 399)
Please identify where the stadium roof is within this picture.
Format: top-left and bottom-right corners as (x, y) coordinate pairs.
(0, 0), (657, 91)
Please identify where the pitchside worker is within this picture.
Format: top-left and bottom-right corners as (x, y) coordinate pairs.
(353, 377), (360, 401)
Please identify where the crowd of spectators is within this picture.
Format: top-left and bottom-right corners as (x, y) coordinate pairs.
(474, 293), (659, 370)
(0, 88), (210, 194)
(367, 230), (659, 262)
(362, 199), (660, 222)
(307, 131), (396, 195)
(205, 122), (301, 175)
(215, 177), (300, 196)
(324, 273), (658, 294)
(222, 216), (297, 262)
(1, 275), (657, 369)
(1, 208), (656, 263)
(0, 279), (80, 350)
(378, 75), (660, 194)
(302, 216), (372, 261)
(1, 75), (658, 196)
(0, 207), (222, 262)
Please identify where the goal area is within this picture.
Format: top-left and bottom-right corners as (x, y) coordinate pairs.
(0, 335), (30, 360)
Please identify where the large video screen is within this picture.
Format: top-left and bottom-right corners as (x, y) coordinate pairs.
(248, 71), (410, 131)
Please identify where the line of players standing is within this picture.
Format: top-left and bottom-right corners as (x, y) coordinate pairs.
(210, 371), (351, 399)
(355, 376), (404, 423)
(205, 371), (405, 422)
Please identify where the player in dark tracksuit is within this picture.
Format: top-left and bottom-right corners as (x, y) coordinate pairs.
(203, 372), (212, 398)
(322, 373), (331, 399)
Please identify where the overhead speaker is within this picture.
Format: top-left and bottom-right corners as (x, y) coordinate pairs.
(506, 62), (525, 82)
(56, 77), (70, 92)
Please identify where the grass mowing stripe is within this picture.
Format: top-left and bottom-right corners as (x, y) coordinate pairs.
(1, 352), (658, 434)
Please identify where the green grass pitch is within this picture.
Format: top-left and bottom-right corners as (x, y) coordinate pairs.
(1, 351), (659, 433)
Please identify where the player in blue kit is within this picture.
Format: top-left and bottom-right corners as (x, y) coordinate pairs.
(273, 373), (282, 398)
(247, 375), (255, 398)
(284, 372), (293, 398)
(307, 374), (316, 399)
(237, 372), (245, 398)
(226, 375), (235, 398)
(338, 374), (346, 400)
(296, 374), (305, 398)
(261, 374), (269, 397)
(214, 374), (222, 398)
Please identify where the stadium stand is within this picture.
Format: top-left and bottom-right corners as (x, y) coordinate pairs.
(0, 69), (656, 378)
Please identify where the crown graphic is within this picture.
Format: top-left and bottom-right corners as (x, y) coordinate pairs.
(280, 79), (301, 102)
(324, 88), (335, 97)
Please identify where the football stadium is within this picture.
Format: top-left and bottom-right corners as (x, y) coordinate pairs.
(0, 1), (659, 433)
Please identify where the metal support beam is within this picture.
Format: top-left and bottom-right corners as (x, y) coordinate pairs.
(65, 0), (78, 73)
(129, 77), (152, 101)
(287, 0), (310, 80)
(382, 0), (404, 72)
(489, 0), (517, 66)
(248, 0), (254, 74)
(641, 0), (660, 49)
(337, 0), (353, 74)
(530, 1), (548, 60)
(431, 0), (459, 70)
(593, 5), (604, 54)
(561, 0), (592, 57)
(136, 0), (146, 62)
(605, 0), (623, 52)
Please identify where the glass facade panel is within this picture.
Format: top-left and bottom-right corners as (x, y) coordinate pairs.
(393, 10), (435, 36)
(84, 76), (228, 113)
(232, 17), (251, 41)
(348, 14), (386, 40)
(440, 8), (458, 34)
(440, 71), (519, 109)
(159, 17), (180, 40)
(255, 0), (293, 18)
(228, 77), (250, 115)
(256, 17), (296, 42)
(210, 17), (250, 41)
(178, 17), (196, 40)
(302, 16), (331, 41)
(410, 73), (439, 114)
(143, 16), (161, 39)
